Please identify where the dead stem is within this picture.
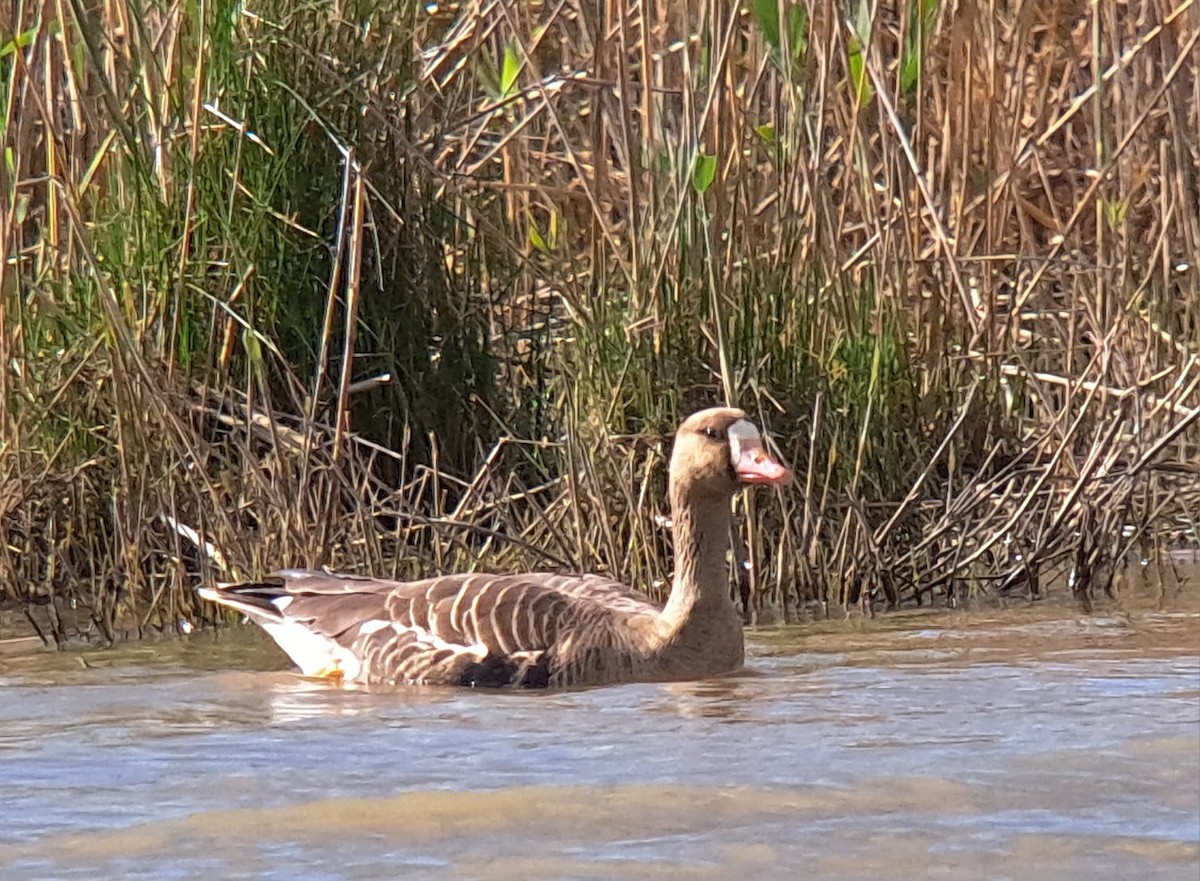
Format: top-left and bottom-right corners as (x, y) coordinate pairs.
(1, 0), (1196, 643)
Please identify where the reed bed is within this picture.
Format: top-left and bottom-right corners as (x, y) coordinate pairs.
(1, 0), (1197, 643)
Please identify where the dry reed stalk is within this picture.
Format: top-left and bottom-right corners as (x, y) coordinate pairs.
(1, 0), (1196, 644)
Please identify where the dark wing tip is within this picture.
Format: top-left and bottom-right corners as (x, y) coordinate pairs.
(197, 580), (288, 615)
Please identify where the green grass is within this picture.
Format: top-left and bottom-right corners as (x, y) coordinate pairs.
(1, 0), (1196, 642)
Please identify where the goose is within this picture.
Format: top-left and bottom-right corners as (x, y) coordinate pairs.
(198, 407), (790, 688)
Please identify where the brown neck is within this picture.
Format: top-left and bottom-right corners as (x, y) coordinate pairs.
(659, 482), (736, 633)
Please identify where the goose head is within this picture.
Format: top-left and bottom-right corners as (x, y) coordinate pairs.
(669, 408), (791, 502)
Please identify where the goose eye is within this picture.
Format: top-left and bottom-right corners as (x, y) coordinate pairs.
(703, 427), (720, 440)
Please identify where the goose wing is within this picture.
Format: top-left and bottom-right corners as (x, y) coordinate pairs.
(199, 568), (660, 687)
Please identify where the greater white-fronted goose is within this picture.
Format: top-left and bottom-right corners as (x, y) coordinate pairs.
(198, 407), (790, 688)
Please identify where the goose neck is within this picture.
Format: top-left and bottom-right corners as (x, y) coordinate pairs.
(660, 489), (735, 626)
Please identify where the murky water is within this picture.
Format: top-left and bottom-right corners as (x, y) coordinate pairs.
(1, 595), (1197, 880)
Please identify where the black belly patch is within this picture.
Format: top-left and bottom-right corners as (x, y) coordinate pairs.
(458, 653), (551, 689)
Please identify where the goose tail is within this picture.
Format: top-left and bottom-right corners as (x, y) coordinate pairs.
(198, 582), (362, 682)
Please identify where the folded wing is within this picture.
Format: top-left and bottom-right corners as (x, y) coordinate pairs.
(200, 568), (660, 687)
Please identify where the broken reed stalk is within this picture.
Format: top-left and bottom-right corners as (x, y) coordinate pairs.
(1, 0), (1197, 643)
(333, 163), (367, 460)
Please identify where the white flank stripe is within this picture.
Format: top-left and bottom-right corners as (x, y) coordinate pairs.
(449, 575), (475, 632)
(489, 584), (516, 654)
(400, 621), (487, 660)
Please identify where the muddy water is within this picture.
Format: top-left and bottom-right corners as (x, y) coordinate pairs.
(1, 596), (1197, 880)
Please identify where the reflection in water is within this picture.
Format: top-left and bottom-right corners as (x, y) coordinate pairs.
(265, 679), (374, 723)
(0, 593), (1197, 880)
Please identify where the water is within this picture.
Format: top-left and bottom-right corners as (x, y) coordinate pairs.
(1, 597), (1197, 880)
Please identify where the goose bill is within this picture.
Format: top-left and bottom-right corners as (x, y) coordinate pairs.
(728, 421), (791, 485)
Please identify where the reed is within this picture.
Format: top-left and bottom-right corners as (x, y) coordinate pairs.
(2, 0), (1196, 643)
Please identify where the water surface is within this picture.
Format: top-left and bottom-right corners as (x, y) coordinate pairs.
(1, 596), (1197, 880)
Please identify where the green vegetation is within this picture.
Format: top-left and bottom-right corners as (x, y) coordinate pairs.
(2, 0), (1197, 643)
